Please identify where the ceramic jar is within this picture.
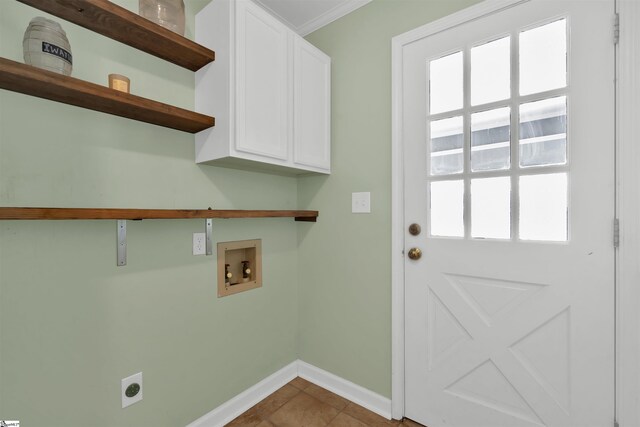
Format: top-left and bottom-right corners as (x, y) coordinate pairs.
(139, 0), (185, 36)
(23, 17), (73, 76)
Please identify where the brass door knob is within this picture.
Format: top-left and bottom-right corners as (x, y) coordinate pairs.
(407, 247), (422, 260)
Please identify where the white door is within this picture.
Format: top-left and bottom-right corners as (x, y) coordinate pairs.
(402, 1), (615, 426)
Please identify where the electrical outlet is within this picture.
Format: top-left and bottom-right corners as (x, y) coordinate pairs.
(193, 232), (206, 255)
(352, 192), (371, 213)
(121, 372), (143, 408)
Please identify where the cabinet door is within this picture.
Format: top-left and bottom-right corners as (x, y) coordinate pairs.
(293, 37), (331, 171)
(235, 0), (289, 161)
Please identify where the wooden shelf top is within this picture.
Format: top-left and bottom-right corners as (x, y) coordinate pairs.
(0, 207), (319, 222)
(0, 58), (214, 133)
(17, 0), (215, 71)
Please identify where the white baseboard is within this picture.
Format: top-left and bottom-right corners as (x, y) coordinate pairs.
(186, 361), (298, 427)
(185, 360), (392, 426)
(297, 360), (392, 420)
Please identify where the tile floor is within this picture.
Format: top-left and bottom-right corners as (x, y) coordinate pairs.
(226, 377), (426, 427)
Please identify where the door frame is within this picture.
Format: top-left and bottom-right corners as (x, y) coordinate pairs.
(390, 0), (640, 424)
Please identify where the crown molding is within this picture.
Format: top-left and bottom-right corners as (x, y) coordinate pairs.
(297, 0), (371, 36)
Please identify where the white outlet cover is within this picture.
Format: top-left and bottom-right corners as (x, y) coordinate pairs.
(352, 192), (371, 213)
(193, 232), (206, 255)
(121, 372), (143, 408)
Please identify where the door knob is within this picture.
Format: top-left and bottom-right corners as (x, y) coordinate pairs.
(407, 247), (422, 260)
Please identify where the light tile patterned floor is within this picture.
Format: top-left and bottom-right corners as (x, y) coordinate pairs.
(226, 377), (426, 427)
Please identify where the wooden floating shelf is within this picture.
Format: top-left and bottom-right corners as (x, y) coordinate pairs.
(17, 0), (215, 71)
(0, 207), (319, 222)
(0, 58), (214, 133)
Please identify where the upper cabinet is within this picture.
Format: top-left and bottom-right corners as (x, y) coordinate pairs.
(293, 37), (331, 171)
(236, 0), (289, 162)
(195, 0), (331, 175)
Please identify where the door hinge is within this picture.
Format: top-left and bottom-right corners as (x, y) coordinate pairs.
(614, 218), (620, 248)
(614, 13), (620, 44)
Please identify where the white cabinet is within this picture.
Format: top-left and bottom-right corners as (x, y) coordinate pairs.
(195, 0), (331, 175)
(293, 37), (331, 171)
(235, 0), (289, 161)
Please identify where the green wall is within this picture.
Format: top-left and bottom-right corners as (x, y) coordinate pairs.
(298, 0), (480, 398)
(0, 1), (302, 426)
(0, 0), (486, 425)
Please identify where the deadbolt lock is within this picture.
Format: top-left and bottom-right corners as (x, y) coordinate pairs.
(407, 247), (422, 260)
(408, 223), (421, 236)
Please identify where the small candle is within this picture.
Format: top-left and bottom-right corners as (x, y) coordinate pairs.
(108, 74), (130, 93)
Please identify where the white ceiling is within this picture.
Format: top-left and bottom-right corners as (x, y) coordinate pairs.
(253, 0), (371, 35)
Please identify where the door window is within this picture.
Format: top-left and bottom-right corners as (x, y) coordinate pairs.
(427, 19), (569, 242)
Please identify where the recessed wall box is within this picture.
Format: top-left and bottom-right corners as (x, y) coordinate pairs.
(217, 239), (262, 297)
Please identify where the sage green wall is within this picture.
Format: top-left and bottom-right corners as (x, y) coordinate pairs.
(299, 0), (480, 398)
(0, 1), (302, 426)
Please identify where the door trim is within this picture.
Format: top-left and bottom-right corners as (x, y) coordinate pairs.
(391, 0), (638, 422)
(615, 1), (640, 426)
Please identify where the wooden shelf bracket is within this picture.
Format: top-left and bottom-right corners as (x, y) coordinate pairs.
(206, 218), (213, 256)
(117, 220), (127, 266)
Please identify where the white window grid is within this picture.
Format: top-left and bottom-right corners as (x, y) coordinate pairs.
(425, 16), (571, 242)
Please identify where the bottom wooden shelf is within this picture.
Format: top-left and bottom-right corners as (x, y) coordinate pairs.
(0, 207), (317, 266)
(0, 207), (318, 222)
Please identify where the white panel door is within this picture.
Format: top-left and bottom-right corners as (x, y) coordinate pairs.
(293, 37), (331, 171)
(402, 1), (615, 427)
(235, 0), (289, 160)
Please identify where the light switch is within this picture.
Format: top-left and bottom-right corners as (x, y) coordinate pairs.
(352, 192), (371, 213)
